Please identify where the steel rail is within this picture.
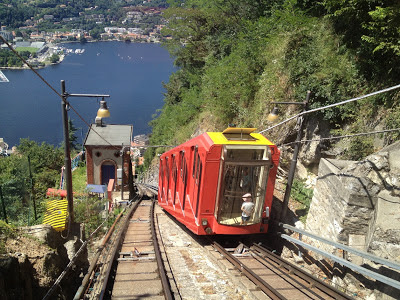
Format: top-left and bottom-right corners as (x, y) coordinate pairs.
(73, 202), (132, 300)
(280, 223), (400, 272)
(212, 242), (287, 300)
(97, 199), (143, 299)
(150, 200), (174, 300)
(251, 244), (352, 300)
(281, 234), (400, 291)
(136, 183), (158, 197)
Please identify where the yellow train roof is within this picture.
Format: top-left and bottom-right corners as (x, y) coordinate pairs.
(207, 127), (275, 145)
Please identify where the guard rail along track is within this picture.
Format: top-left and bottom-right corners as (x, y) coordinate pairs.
(211, 242), (352, 300)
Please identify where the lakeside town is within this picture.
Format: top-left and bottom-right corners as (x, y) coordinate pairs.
(0, 3), (169, 68)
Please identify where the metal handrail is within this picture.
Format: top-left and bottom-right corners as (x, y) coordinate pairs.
(281, 234), (400, 291)
(280, 223), (400, 272)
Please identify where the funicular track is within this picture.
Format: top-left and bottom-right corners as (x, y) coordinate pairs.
(108, 199), (173, 299)
(76, 181), (175, 300)
(211, 242), (352, 300)
(78, 182), (354, 300)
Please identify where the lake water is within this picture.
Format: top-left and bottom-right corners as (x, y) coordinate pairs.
(0, 42), (175, 147)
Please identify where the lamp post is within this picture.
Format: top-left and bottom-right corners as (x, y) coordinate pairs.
(268, 91), (311, 221)
(60, 80), (110, 224)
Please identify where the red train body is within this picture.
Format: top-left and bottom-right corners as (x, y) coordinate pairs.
(158, 128), (280, 235)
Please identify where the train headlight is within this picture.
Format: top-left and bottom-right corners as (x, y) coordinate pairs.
(205, 227), (213, 234)
(265, 207), (270, 218)
(201, 218), (208, 226)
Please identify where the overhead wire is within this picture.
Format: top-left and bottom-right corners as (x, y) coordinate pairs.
(278, 127), (400, 148)
(259, 84), (400, 134)
(0, 35), (120, 150)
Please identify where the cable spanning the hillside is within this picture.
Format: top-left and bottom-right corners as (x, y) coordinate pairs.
(259, 84), (400, 134)
(0, 35), (120, 150)
(278, 127), (400, 148)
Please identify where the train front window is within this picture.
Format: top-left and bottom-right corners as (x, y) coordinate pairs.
(215, 145), (271, 226)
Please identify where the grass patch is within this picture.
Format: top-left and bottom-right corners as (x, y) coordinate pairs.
(0, 221), (15, 254)
(15, 47), (38, 54)
(291, 179), (313, 223)
(72, 165), (87, 193)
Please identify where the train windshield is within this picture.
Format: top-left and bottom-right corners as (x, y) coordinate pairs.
(215, 145), (271, 226)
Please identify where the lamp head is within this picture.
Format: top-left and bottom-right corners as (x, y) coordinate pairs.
(97, 99), (110, 118)
(267, 106), (279, 123)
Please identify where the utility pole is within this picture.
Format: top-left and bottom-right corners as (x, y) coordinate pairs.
(60, 80), (110, 225)
(61, 80), (74, 223)
(28, 155), (37, 220)
(0, 186), (8, 223)
(280, 91), (311, 221)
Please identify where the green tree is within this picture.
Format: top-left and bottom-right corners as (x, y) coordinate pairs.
(90, 27), (103, 40)
(0, 139), (63, 225)
(322, 0), (400, 81)
(68, 118), (80, 150)
(50, 53), (60, 63)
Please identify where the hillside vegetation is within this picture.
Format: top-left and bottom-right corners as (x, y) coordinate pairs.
(146, 0), (400, 164)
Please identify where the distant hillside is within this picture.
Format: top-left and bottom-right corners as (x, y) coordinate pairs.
(145, 0), (400, 166)
(0, 0), (168, 29)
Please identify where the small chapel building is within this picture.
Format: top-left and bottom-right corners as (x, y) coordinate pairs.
(84, 123), (133, 187)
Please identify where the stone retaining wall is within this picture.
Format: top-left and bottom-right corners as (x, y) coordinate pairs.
(305, 141), (400, 299)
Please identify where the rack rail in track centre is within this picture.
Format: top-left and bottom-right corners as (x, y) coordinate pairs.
(212, 242), (352, 300)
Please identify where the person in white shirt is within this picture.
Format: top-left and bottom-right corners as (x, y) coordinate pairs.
(240, 193), (254, 225)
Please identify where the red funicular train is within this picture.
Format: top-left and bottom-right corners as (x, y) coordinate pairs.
(158, 127), (280, 235)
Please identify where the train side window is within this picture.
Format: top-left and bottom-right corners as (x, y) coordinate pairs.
(160, 159), (164, 189)
(181, 153), (188, 211)
(192, 145), (198, 178)
(172, 155), (177, 205)
(180, 151), (185, 178)
(195, 153), (201, 183)
(165, 157), (170, 199)
(160, 159), (164, 200)
(172, 155), (177, 182)
(195, 157), (202, 217)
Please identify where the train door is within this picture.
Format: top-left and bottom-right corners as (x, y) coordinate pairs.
(215, 145), (271, 226)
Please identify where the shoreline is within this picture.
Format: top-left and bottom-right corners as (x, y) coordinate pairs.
(0, 55), (65, 70)
(0, 39), (160, 70)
